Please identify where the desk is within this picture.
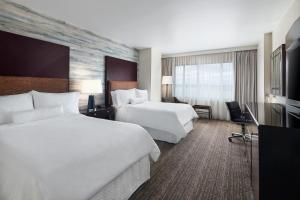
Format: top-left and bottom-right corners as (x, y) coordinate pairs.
(245, 103), (300, 200)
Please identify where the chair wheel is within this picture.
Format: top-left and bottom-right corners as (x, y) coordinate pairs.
(228, 138), (232, 142)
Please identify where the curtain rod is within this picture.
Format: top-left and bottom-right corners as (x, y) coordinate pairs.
(162, 45), (258, 58)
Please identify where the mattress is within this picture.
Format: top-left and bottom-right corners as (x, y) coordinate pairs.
(115, 101), (198, 143)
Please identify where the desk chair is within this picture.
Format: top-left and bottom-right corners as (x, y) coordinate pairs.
(225, 101), (250, 142)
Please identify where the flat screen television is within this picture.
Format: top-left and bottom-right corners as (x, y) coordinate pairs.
(287, 38), (300, 108)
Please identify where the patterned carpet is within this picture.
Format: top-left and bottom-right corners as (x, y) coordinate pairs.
(129, 120), (253, 200)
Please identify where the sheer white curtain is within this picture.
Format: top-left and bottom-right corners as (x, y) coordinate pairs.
(173, 53), (235, 120)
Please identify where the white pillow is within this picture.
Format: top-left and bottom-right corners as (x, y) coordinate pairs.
(12, 106), (64, 124)
(129, 97), (145, 105)
(111, 91), (118, 107)
(0, 109), (8, 125)
(114, 90), (131, 107)
(0, 92), (34, 124)
(136, 89), (148, 101)
(127, 88), (137, 99)
(32, 91), (80, 114)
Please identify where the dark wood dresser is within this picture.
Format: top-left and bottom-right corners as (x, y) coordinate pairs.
(245, 103), (300, 200)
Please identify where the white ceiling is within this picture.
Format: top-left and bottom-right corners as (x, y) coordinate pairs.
(11, 0), (293, 54)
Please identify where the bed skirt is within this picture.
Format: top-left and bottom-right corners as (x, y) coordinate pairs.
(90, 156), (150, 200)
(144, 120), (195, 144)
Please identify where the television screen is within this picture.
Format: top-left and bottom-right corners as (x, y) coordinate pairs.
(287, 39), (300, 105)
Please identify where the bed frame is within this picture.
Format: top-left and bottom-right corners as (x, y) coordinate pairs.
(0, 30), (70, 95)
(0, 76), (69, 95)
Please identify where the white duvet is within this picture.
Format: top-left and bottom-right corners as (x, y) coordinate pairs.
(0, 114), (160, 200)
(115, 102), (198, 143)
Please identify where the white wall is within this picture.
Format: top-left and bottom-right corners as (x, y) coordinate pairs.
(257, 38), (265, 103)
(138, 48), (162, 101)
(138, 49), (152, 93)
(257, 33), (272, 103)
(257, 0), (300, 104)
(150, 48), (162, 101)
(273, 0), (300, 51)
(272, 0), (300, 104)
(264, 33), (273, 99)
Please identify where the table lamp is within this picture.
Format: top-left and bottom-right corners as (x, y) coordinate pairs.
(81, 79), (103, 112)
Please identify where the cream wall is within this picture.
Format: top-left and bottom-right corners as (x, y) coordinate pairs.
(138, 49), (152, 94)
(257, 0), (300, 103)
(273, 0), (300, 51)
(138, 48), (162, 101)
(257, 38), (265, 103)
(264, 33), (273, 99)
(272, 0), (300, 104)
(150, 48), (162, 101)
(256, 33), (272, 103)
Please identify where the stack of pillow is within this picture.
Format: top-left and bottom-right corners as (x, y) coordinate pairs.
(0, 91), (80, 125)
(111, 88), (148, 107)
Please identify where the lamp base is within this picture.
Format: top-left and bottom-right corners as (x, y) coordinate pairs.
(87, 95), (95, 113)
(165, 84), (172, 98)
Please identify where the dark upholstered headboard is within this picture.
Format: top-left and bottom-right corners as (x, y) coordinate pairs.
(0, 30), (70, 95)
(105, 56), (137, 105)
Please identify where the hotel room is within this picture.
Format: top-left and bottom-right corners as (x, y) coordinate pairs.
(0, 0), (299, 200)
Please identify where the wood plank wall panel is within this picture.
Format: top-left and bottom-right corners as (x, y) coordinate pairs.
(0, 0), (138, 110)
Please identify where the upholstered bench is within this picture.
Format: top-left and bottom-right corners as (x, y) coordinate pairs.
(192, 105), (212, 119)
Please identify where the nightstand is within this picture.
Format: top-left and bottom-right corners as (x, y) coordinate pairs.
(83, 106), (115, 120)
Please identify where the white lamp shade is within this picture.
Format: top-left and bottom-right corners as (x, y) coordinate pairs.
(81, 80), (103, 94)
(162, 76), (173, 85)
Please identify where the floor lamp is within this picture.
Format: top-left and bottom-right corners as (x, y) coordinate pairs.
(162, 76), (173, 97)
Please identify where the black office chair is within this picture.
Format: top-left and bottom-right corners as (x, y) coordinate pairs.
(225, 101), (250, 142)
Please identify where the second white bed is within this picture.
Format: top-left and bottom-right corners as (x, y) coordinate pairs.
(115, 101), (198, 143)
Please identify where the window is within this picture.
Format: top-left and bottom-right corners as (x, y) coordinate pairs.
(174, 62), (235, 119)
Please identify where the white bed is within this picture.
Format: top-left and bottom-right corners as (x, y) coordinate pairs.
(115, 101), (198, 143)
(0, 114), (160, 200)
